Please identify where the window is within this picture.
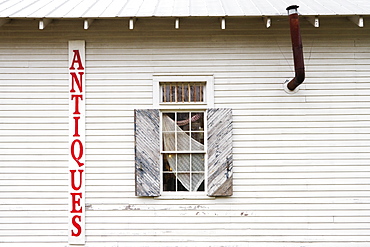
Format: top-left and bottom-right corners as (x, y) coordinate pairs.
(152, 75), (214, 109)
(162, 111), (205, 193)
(135, 75), (233, 197)
(161, 82), (205, 103)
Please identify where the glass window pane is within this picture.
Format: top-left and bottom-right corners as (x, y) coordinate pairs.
(190, 85), (195, 102)
(170, 84), (176, 102)
(163, 154), (176, 171)
(191, 154), (204, 171)
(163, 173), (176, 191)
(177, 112), (190, 131)
(199, 85), (203, 102)
(176, 84), (182, 103)
(197, 181), (205, 191)
(163, 132), (175, 151)
(177, 154), (190, 172)
(177, 132), (190, 151)
(161, 83), (204, 103)
(191, 173), (204, 192)
(162, 84), (167, 102)
(191, 113), (204, 131)
(177, 173), (190, 191)
(163, 113), (175, 131)
(195, 85), (200, 102)
(161, 107), (207, 193)
(191, 133), (204, 150)
(183, 84), (189, 102)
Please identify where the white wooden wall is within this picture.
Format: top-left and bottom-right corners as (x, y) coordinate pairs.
(0, 17), (369, 246)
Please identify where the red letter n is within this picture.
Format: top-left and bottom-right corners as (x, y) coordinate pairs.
(70, 72), (84, 93)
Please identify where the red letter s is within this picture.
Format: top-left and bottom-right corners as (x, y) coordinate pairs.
(71, 215), (82, 237)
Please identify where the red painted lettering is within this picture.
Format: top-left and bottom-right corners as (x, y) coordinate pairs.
(71, 139), (84, 167)
(70, 170), (84, 191)
(73, 117), (80, 137)
(70, 192), (83, 213)
(69, 50), (84, 70)
(70, 72), (84, 93)
(69, 43), (85, 243)
(71, 215), (82, 237)
(71, 95), (83, 115)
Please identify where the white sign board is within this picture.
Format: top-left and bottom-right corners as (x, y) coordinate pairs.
(68, 40), (86, 245)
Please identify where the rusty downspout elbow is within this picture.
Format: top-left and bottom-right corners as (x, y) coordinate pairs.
(285, 5), (305, 92)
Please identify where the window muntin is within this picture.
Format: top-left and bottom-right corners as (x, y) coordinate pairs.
(162, 112), (204, 151)
(161, 111), (205, 192)
(162, 154), (205, 192)
(161, 82), (205, 103)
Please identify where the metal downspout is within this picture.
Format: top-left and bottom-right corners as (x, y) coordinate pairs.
(285, 5), (305, 92)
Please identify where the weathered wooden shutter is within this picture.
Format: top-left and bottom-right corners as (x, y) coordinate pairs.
(207, 108), (233, 196)
(134, 109), (161, 196)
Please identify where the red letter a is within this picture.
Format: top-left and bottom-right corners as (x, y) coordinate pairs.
(69, 50), (84, 70)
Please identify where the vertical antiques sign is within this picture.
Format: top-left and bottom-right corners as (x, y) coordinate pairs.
(68, 40), (86, 244)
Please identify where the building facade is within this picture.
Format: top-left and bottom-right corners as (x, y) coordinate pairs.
(1, 1), (370, 246)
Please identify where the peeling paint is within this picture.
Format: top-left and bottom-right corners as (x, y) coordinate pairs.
(180, 205), (208, 210)
(240, 212), (248, 216)
(124, 204), (140, 211)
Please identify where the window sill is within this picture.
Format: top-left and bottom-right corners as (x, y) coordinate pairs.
(159, 103), (207, 106)
(154, 194), (215, 200)
(157, 104), (208, 110)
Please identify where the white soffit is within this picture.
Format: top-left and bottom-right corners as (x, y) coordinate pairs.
(0, 0), (369, 18)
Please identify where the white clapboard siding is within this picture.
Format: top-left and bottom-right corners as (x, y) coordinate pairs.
(0, 16), (369, 246)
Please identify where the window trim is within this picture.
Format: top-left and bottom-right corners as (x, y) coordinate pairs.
(160, 110), (208, 196)
(153, 75), (214, 109)
(153, 74), (214, 196)
(134, 108), (233, 197)
(134, 75), (232, 198)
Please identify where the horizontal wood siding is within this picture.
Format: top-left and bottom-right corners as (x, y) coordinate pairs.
(0, 17), (369, 246)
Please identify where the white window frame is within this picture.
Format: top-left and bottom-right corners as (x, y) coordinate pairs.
(153, 75), (214, 197)
(160, 110), (207, 196)
(153, 75), (214, 109)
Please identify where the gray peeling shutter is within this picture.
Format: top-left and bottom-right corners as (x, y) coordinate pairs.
(207, 108), (233, 196)
(134, 109), (161, 197)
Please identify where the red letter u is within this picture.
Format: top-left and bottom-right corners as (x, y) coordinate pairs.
(70, 170), (84, 191)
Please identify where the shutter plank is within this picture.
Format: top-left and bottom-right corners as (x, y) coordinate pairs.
(207, 108), (233, 196)
(134, 109), (161, 197)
